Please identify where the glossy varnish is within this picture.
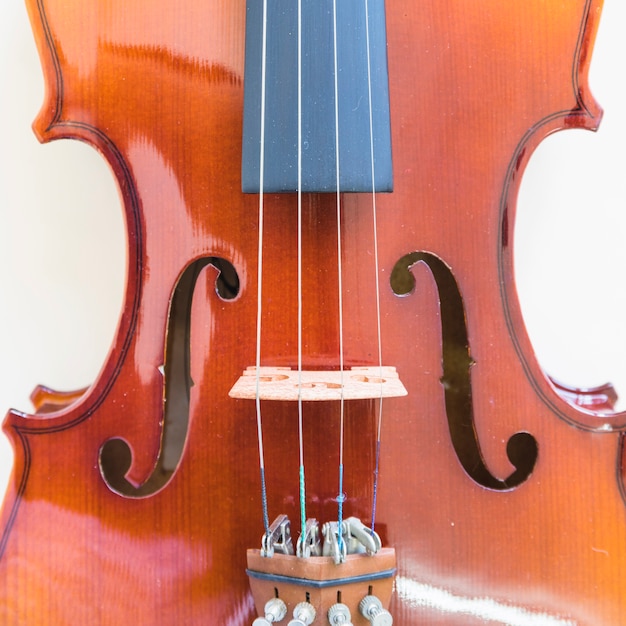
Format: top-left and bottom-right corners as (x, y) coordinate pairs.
(1, 1), (624, 624)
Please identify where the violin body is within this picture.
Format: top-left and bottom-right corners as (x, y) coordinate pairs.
(2, 0), (624, 624)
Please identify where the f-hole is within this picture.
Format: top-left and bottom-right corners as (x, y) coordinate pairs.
(391, 251), (538, 490)
(99, 257), (239, 497)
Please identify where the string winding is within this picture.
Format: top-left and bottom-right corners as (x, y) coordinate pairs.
(296, 0), (307, 548)
(255, 0), (271, 539)
(363, 0), (385, 535)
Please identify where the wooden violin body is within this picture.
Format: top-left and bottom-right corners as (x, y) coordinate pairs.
(2, 0), (624, 624)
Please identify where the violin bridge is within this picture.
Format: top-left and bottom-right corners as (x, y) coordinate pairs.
(228, 366), (408, 401)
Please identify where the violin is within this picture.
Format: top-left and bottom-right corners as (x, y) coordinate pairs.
(1, 1), (625, 624)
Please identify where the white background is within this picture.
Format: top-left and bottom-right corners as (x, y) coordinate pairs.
(0, 2), (624, 500)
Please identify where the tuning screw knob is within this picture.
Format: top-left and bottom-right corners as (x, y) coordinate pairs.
(288, 601), (316, 625)
(328, 602), (353, 625)
(359, 595), (393, 626)
(252, 597), (288, 625)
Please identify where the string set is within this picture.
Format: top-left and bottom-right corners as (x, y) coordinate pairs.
(254, 0), (385, 552)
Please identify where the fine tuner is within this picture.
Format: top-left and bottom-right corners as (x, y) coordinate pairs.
(260, 515), (382, 562)
(248, 515), (394, 623)
(252, 596), (391, 625)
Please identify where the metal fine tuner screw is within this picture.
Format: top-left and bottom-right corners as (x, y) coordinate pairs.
(252, 597), (288, 626)
(288, 601), (316, 626)
(359, 595), (393, 626)
(328, 602), (353, 625)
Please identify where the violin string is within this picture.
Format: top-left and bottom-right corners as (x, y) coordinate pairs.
(363, 0), (385, 536)
(296, 0), (308, 549)
(332, 0), (346, 553)
(255, 0), (271, 539)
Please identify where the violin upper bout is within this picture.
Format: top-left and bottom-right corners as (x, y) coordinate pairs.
(24, 0), (73, 142)
(574, 0), (605, 129)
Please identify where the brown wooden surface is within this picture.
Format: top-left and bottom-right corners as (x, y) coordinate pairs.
(2, 0), (625, 624)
